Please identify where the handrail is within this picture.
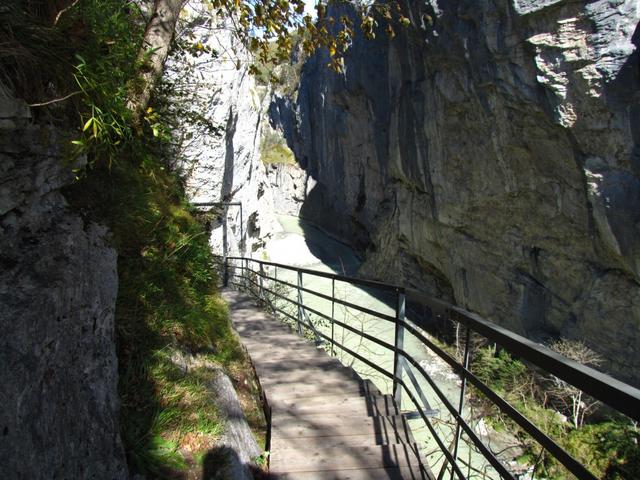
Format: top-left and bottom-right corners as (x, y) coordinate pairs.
(449, 306), (640, 420)
(226, 255), (402, 292)
(406, 288), (640, 420)
(217, 254), (640, 480)
(258, 270), (397, 322)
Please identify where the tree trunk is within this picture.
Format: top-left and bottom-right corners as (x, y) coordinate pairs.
(127, 0), (185, 125)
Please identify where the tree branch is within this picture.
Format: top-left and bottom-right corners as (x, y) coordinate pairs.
(28, 90), (82, 107)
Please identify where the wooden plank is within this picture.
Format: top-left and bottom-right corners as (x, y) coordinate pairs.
(242, 342), (332, 362)
(269, 393), (398, 417)
(256, 366), (360, 387)
(244, 350), (335, 368)
(273, 466), (433, 480)
(239, 331), (316, 345)
(255, 357), (350, 371)
(270, 443), (424, 472)
(270, 414), (415, 444)
(265, 379), (380, 401)
(270, 432), (405, 451)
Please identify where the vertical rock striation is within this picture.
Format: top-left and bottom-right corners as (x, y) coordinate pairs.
(272, 0), (640, 385)
(0, 94), (127, 478)
(165, 5), (282, 256)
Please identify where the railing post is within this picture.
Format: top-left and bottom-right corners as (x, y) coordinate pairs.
(244, 258), (249, 292)
(451, 324), (472, 480)
(239, 203), (244, 254)
(221, 204), (229, 288)
(392, 289), (406, 407)
(223, 255), (229, 287)
(330, 278), (335, 357)
(296, 270), (303, 335)
(259, 262), (265, 303)
(222, 204), (228, 259)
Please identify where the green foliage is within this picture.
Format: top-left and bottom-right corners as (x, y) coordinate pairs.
(0, 0), (76, 102)
(249, 39), (282, 86)
(565, 421), (640, 479)
(249, 31), (306, 94)
(130, 434), (187, 475)
(470, 346), (640, 479)
(65, 148), (243, 477)
(67, 0), (149, 159)
(472, 347), (528, 393)
(519, 417), (640, 479)
(260, 128), (296, 165)
(253, 450), (270, 468)
(216, 0), (415, 73)
(0, 0), (165, 160)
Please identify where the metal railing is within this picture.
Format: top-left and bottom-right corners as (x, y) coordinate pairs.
(216, 255), (640, 480)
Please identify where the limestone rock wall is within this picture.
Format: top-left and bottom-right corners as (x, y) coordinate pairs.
(273, 0), (640, 385)
(263, 161), (308, 217)
(165, 5), (283, 257)
(0, 94), (127, 478)
(265, 96), (313, 217)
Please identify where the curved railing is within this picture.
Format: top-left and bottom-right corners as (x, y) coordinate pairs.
(217, 255), (640, 480)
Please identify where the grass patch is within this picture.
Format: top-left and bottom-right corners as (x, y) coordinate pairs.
(64, 147), (256, 477)
(261, 128), (296, 165)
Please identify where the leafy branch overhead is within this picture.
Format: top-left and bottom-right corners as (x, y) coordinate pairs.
(224, 0), (414, 72)
(1, 0), (415, 162)
(128, 0), (415, 127)
(123, 0), (415, 152)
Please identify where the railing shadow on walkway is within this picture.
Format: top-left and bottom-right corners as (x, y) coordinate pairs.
(215, 255), (640, 480)
(224, 288), (431, 479)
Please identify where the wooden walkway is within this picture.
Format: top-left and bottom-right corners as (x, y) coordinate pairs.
(223, 289), (432, 480)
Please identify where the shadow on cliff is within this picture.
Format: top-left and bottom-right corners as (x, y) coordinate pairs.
(606, 21), (640, 173)
(297, 184), (372, 270)
(283, 184), (457, 339)
(597, 21), (640, 273)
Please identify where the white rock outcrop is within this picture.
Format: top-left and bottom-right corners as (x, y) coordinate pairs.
(165, 3), (282, 257)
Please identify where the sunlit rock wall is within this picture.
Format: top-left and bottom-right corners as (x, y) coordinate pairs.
(164, 4), (282, 256)
(274, 0), (640, 385)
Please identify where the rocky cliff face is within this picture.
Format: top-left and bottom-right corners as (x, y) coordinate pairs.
(0, 94), (127, 478)
(272, 0), (640, 385)
(165, 6), (284, 257)
(164, 4), (313, 260)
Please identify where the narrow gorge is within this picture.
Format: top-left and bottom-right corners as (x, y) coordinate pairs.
(177, 0), (640, 386)
(2, 0), (639, 478)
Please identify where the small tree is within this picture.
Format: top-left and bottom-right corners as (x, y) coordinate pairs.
(548, 339), (603, 428)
